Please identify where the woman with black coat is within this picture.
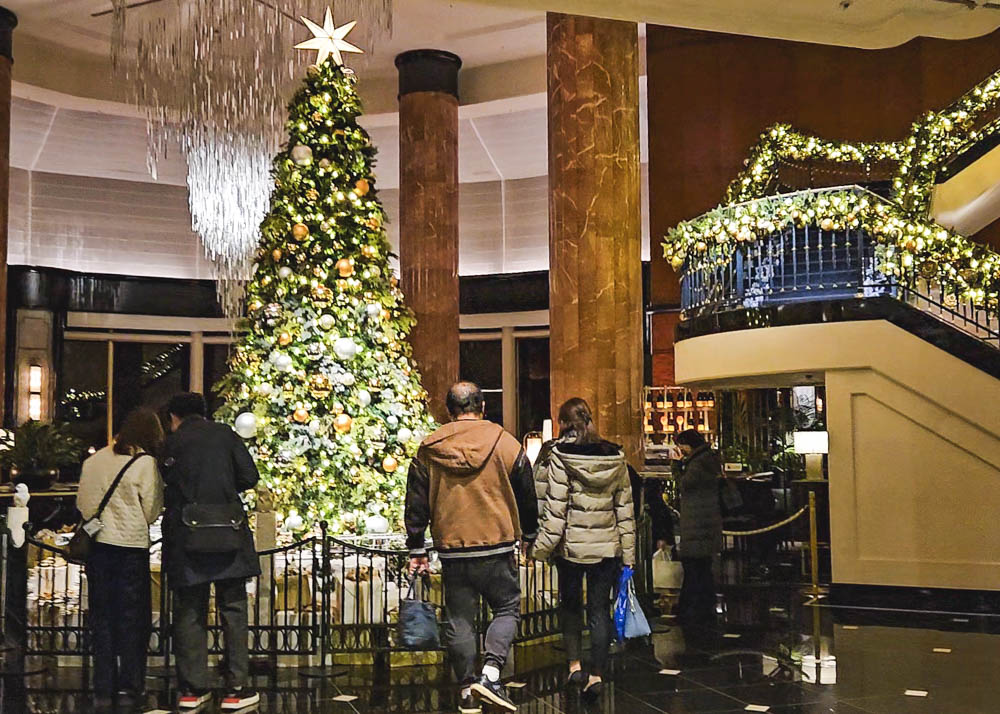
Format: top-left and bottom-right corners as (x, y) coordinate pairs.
(674, 429), (723, 624)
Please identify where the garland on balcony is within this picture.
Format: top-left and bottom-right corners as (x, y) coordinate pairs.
(725, 126), (904, 204)
(668, 67), (1000, 309)
(663, 189), (1000, 307)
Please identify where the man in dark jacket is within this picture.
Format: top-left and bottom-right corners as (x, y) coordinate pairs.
(405, 382), (538, 714)
(161, 393), (261, 711)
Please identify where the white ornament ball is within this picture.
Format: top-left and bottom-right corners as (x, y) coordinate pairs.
(319, 314), (336, 331)
(234, 412), (258, 439)
(274, 354), (293, 371)
(278, 266), (293, 279)
(334, 337), (358, 360)
(284, 512), (305, 532)
(291, 145), (313, 165)
(366, 303), (381, 318)
(340, 373), (356, 386)
(349, 443), (362, 457)
(365, 514), (390, 534)
(397, 428), (413, 443)
(387, 415), (399, 428)
(308, 420), (322, 434)
(357, 390), (372, 407)
(257, 383), (274, 397)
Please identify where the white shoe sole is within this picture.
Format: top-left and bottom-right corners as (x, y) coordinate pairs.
(177, 693), (212, 709)
(470, 683), (517, 712)
(220, 692), (261, 710)
(459, 706), (482, 714)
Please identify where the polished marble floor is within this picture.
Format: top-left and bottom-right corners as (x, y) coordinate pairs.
(4, 584), (1000, 714)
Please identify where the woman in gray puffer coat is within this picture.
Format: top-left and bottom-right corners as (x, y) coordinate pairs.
(532, 398), (635, 700)
(674, 428), (723, 624)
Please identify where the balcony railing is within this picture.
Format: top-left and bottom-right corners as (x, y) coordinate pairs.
(679, 188), (1000, 350)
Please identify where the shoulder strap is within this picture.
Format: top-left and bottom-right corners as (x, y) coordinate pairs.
(94, 453), (147, 520)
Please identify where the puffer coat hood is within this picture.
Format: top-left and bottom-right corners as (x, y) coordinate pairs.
(532, 441), (636, 565)
(419, 420), (505, 476)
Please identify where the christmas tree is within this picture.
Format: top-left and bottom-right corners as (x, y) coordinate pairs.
(216, 15), (434, 532)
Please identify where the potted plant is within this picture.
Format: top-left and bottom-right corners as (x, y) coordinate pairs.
(0, 421), (85, 491)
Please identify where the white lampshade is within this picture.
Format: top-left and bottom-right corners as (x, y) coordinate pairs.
(794, 431), (829, 455)
(542, 419), (553, 443)
(525, 435), (543, 464)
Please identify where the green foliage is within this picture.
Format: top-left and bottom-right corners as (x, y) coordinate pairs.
(215, 61), (435, 532)
(0, 421), (85, 472)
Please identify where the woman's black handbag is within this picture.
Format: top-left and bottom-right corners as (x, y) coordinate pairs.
(181, 502), (248, 554)
(397, 575), (440, 650)
(68, 453), (147, 564)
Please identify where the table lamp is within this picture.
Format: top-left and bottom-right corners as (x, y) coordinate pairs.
(794, 431), (829, 481)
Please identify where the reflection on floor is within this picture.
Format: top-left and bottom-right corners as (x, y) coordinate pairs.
(5, 584), (1000, 713)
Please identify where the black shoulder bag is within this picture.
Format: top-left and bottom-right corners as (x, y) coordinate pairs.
(180, 468), (249, 554)
(68, 453), (147, 564)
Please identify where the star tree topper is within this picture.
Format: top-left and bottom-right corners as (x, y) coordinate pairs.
(295, 8), (363, 66)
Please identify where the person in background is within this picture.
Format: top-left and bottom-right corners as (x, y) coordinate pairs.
(531, 398), (635, 701)
(673, 428), (723, 625)
(405, 382), (538, 714)
(161, 393), (261, 711)
(77, 408), (164, 714)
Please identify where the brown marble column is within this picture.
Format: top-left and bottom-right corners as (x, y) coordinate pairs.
(547, 14), (643, 461)
(0, 8), (16, 426)
(396, 50), (461, 424)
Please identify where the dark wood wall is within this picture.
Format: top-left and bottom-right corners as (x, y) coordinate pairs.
(647, 26), (1000, 385)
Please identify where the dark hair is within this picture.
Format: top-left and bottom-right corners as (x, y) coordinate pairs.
(167, 392), (208, 420)
(557, 397), (601, 445)
(114, 408), (166, 456)
(675, 428), (706, 449)
(446, 381), (485, 419)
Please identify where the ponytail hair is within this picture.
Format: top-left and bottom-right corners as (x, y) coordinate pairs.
(557, 397), (601, 445)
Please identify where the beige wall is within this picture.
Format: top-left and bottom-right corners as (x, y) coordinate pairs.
(675, 321), (1000, 591)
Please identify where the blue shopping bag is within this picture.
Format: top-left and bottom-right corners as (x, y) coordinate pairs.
(613, 566), (633, 642)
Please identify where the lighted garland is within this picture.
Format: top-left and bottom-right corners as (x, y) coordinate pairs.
(726, 124), (904, 204)
(670, 67), (1000, 311)
(664, 188), (1000, 308)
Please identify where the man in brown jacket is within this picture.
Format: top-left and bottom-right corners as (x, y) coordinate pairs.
(406, 382), (538, 713)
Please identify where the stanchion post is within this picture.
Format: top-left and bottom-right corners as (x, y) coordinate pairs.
(808, 492), (820, 597)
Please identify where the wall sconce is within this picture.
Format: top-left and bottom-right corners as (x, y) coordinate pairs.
(794, 431), (829, 481)
(28, 365), (43, 421)
(523, 431), (543, 465)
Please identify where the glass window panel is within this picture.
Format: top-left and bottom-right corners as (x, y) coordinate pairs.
(460, 339), (503, 425)
(516, 337), (550, 440)
(57, 340), (110, 456)
(204, 343), (234, 417)
(112, 342), (189, 433)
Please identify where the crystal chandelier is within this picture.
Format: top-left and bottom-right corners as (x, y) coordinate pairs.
(110, 0), (393, 316)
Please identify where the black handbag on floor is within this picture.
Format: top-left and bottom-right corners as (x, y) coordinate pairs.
(397, 575), (440, 650)
(68, 453), (147, 564)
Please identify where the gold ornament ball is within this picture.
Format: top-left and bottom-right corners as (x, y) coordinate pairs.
(272, 248), (283, 262)
(904, 239), (917, 253)
(355, 178), (370, 196)
(695, 241), (708, 253)
(382, 455), (399, 473)
(334, 413), (353, 434)
(278, 332), (293, 347)
(310, 374), (332, 399)
(670, 255), (685, 270)
(336, 258), (355, 278)
(820, 218), (835, 232)
(361, 244), (377, 259)
(293, 408), (310, 424)
(292, 223), (310, 241)
(380, 309), (391, 321)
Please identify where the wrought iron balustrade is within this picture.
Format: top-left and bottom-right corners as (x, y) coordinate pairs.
(679, 188), (1000, 350)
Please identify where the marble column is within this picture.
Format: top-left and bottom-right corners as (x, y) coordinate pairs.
(547, 14), (643, 461)
(0, 8), (16, 426)
(396, 50), (462, 424)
